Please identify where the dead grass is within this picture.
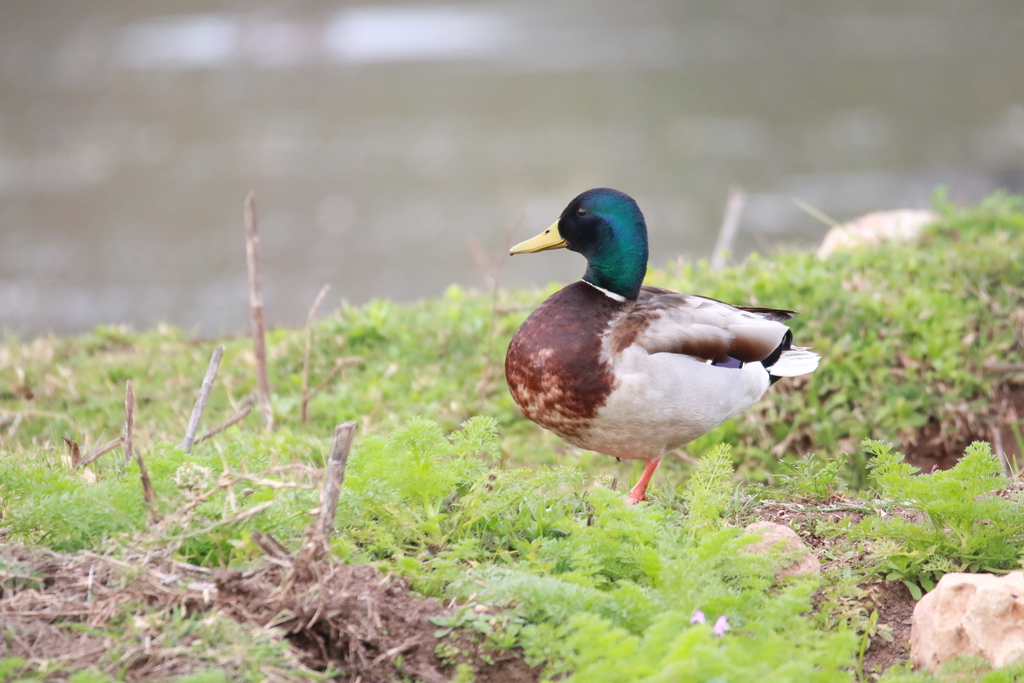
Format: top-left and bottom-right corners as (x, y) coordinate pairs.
(0, 545), (229, 680)
(0, 544), (539, 682)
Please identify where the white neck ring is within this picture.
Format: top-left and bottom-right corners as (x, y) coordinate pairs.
(581, 280), (626, 302)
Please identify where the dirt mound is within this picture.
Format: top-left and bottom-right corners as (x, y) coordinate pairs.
(214, 553), (538, 683)
(0, 545), (219, 680)
(0, 544), (539, 682)
(903, 383), (1024, 472)
(751, 500), (917, 675)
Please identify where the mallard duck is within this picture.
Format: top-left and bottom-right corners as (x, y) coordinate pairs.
(505, 188), (819, 504)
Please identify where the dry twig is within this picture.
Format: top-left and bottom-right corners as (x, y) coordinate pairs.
(194, 404), (253, 445)
(124, 380), (134, 466)
(75, 437), (123, 470)
(158, 464), (316, 531)
(2, 413), (22, 439)
(984, 360), (1024, 373)
(63, 436), (81, 469)
(251, 530), (293, 563)
(162, 502), (273, 541)
(125, 380), (158, 523)
(301, 284), (331, 423)
(671, 449), (701, 467)
(306, 357), (364, 406)
(469, 222), (518, 399)
(244, 192), (274, 431)
(317, 421), (357, 536)
(136, 464), (159, 524)
(295, 422), (357, 567)
(992, 425), (1013, 477)
(182, 345), (225, 452)
(711, 186), (746, 270)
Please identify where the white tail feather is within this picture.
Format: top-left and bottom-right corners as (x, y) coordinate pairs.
(767, 346), (820, 377)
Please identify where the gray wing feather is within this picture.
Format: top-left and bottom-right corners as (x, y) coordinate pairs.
(611, 288), (795, 362)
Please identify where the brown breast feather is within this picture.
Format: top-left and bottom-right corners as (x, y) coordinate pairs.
(505, 282), (625, 440)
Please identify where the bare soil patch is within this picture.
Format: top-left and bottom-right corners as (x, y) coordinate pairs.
(214, 554), (539, 683)
(750, 499), (868, 564)
(903, 383), (1024, 471)
(750, 500), (916, 674)
(0, 545), (218, 681)
(860, 580), (916, 675)
(0, 543), (540, 682)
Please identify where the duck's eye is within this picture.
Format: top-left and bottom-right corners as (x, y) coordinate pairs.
(576, 208), (588, 217)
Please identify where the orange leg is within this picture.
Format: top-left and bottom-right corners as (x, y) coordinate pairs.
(626, 458), (661, 505)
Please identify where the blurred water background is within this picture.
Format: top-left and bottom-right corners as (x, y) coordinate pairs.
(2, 1), (1023, 337)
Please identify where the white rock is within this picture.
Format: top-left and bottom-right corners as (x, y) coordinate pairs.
(911, 571), (1024, 672)
(743, 521), (820, 579)
(816, 209), (936, 259)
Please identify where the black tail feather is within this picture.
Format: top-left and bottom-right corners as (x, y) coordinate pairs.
(762, 329), (793, 385)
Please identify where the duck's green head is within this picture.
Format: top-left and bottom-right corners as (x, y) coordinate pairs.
(510, 188), (649, 300)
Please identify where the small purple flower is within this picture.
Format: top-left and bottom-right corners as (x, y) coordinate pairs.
(713, 615), (730, 637)
(690, 610), (706, 625)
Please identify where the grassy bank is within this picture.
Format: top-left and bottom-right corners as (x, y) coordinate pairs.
(2, 195), (1024, 681)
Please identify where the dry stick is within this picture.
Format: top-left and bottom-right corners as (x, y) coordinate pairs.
(124, 380), (135, 466)
(467, 222), (517, 401)
(125, 380), (158, 523)
(244, 192), (274, 431)
(671, 449), (701, 467)
(317, 421), (358, 536)
(137, 448), (159, 524)
(301, 284), (331, 423)
(984, 361), (1024, 373)
(710, 187), (746, 271)
(251, 529), (293, 562)
(182, 345), (225, 452)
(4, 413), (22, 439)
(194, 404), (253, 445)
(75, 437), (123, 470)
(63, 436), (81, 469)
(164, 502), (272, 541)
(992, 425), (1013, 477)
(159, 465), (314, 531)
(306, 357), (364, 406)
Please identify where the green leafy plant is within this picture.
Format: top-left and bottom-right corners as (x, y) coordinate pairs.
(776, 453), (850, 502)
(852, 440), (1024, 598)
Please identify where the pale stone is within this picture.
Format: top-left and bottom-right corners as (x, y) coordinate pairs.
(911, 571), (1024, 672)
(816, 209), (936, 259)
(743, 521), (820, 579)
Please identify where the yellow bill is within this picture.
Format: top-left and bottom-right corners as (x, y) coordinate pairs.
(509, 221), (567, 255)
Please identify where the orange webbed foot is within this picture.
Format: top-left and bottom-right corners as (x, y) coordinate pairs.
(624, 457), (661, 506)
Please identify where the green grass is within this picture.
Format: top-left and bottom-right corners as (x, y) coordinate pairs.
(3, 193), (1024, 680)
